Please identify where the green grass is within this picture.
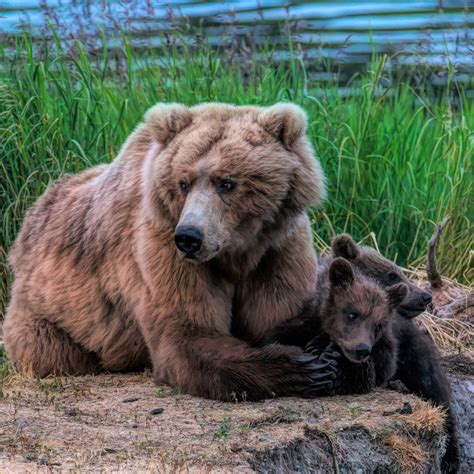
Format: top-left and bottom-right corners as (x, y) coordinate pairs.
(0, 33), (473, 316)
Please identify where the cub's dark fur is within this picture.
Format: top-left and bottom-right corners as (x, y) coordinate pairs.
(266, 235), (460, 473)
(331, 234), (459, 472)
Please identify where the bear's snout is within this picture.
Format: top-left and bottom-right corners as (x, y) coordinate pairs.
(422, 292), (432, 305)
(398, 289), (432, 319)
(174, 225), (203, 258)
(343, 343), (372, 363)
(354, 343), (372, 360)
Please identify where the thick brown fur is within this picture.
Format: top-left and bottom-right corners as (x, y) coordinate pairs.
(4, 102), (336, 401)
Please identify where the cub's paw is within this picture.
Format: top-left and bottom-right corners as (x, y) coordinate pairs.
(305, 340), (341, 365)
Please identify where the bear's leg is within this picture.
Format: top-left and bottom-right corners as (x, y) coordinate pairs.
(145, 318), (338, 402)
(3, 315), (101, 376)
(394, 320), (460, 473)
(258, 301), (323, 348)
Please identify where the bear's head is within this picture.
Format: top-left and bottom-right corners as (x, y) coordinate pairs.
(141, 103), (326, 263)
(331, 234), (432, 319)
(322, 257), (407, 363)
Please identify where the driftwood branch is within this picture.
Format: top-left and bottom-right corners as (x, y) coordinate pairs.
(436, 293), (474, 319)
(426, 216), (450, 289)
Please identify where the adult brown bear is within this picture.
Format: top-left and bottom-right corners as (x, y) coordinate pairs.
(4, 102), (335, 400)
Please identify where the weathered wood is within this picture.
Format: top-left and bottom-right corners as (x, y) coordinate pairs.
(426, 216), (450, 289)
(436, 293), (474, 319)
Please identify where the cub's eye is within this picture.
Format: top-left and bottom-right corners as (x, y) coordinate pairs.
(216, 178), (235, 194)
(388, 272), (399, 282)
(179, 181), (189, 194)
(347, 311), (360, 322)
(375, 324), (383, 335)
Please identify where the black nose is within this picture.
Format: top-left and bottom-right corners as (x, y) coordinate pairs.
(174, 226), (203, 256)
(355, 344), (371, 359)
(422, 292), (432, 305)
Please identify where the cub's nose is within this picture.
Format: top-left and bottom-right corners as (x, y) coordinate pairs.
(174, 226), (203, 256)
(422, 292), (432, 305)
(355, 344), (371, 360)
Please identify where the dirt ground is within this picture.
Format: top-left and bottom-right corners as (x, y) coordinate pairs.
(0, 372), (449, 472)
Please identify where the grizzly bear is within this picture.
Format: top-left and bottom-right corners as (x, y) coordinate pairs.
(4, 102), (338, 401)
(265, 237), (460, 472)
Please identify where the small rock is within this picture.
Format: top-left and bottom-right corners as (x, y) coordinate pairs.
(150, 407), (164, 415)
(65, 408), (77, 417)
(102, 447), (118, 454)
(383, 401), (414, 416)
(257, 434), (272, 442)
(230, 443), (242, 453)
(122, 397), (139, 403)
(399, 402), (413, 414)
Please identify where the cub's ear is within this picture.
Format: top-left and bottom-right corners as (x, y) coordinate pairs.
(386, 283), (408, 309)
(332, 234), (360, 260)
(259, 103), (307, 148)
(144, 103), (193, 144)
(329, 257), (355, 287)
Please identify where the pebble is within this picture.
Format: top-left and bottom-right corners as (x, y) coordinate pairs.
(150, 407), (164, 415)
(103, 447), (118, 454)
(122, 397), (139, 403)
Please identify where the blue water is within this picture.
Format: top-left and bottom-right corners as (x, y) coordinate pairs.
(1, 0), (473, 71)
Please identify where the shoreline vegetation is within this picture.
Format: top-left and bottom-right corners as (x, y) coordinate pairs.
(0, 29), (473, 317)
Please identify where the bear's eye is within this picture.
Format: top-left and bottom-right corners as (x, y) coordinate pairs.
(216, 178), (235, 194)
(375, 324), (383, 335)
(179, 181), (189, 194)
(388, 272), (399, 282)
(347, 311), (360, 322)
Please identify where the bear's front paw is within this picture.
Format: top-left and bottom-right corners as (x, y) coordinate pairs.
(286, 352), (338, 397)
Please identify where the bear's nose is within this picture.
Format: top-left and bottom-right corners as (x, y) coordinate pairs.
(422, 292), (432, 305)
(174, 226), (203, 256)
(355, 344), (371, 360)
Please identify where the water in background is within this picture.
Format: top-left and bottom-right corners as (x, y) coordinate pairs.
(1, 1), (473, 86)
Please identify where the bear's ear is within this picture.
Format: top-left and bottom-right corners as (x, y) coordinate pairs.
(386, 283), (408, 309)
(144, 103), (193, 144)
(332, 234), (360, 260)
(329, 257), (355, 287)
(259, 103), (307, 148)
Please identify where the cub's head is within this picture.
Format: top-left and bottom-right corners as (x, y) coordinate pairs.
(141, 103), (325, 263)
(332, 234), (432, 319)
(322, 258), (407, 363)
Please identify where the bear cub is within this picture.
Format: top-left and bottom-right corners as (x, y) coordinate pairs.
(266, 235), (460, 473)
(266, 256), (408, 395)
(330, 235), (459, 472)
